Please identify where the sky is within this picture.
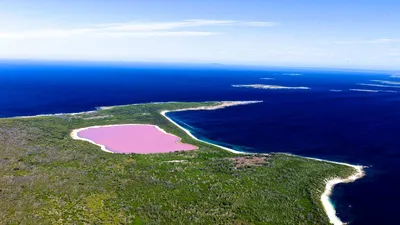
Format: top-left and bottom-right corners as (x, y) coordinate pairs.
(1, 0), (400, 70)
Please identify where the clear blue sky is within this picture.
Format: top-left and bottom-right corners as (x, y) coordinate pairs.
(1, 0), (400, 70)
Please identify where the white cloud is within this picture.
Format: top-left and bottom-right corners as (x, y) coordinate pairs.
(0, 19), (278, 40)
(239, 21), (279, 27)
(366, 38), (398, 44)
(97, 20), (235, 32)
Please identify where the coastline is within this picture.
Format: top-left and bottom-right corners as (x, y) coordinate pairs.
(7, 110), (99, 119)
(160, 101), (263, 155)
(321, 167), (364, 225)
(160, 101), (365, 225)
(161, 115), (246, 155)
(300, 155), (365, 225)
(282, 153), (365, 225)
(5, 101), (261, 119)
(101, 100), (263, 111)
(8, 100), (364, 224)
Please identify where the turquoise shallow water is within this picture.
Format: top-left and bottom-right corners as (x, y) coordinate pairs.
(1, 60), (399, 224)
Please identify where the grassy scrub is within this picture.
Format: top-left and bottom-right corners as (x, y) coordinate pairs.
(0, 102), (355, 224)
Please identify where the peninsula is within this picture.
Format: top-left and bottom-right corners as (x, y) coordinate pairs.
(0, 101), (362, 224)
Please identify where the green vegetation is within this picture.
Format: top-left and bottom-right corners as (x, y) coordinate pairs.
(0, 102), (355, 224)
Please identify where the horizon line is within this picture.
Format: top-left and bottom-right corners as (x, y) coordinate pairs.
(0, 58), (398, 73)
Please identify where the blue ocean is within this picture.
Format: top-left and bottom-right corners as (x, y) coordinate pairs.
(1, 60), (399, 225)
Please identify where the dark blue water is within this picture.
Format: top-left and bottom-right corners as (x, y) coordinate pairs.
(1, 60), (399, 224)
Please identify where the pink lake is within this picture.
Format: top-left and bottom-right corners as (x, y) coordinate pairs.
(76, 124), (197, 154)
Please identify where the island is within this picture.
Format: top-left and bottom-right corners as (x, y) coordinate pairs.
(0, 101), (363, 224)
(350, 89), (397, 93)
(371, 80), (400, 85)
(232, 84), (310, 90)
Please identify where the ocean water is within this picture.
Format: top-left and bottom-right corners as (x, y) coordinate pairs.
(1, 60), (399, 224)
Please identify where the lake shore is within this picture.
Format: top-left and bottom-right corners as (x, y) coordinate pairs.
(70, 124), (197, 154)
